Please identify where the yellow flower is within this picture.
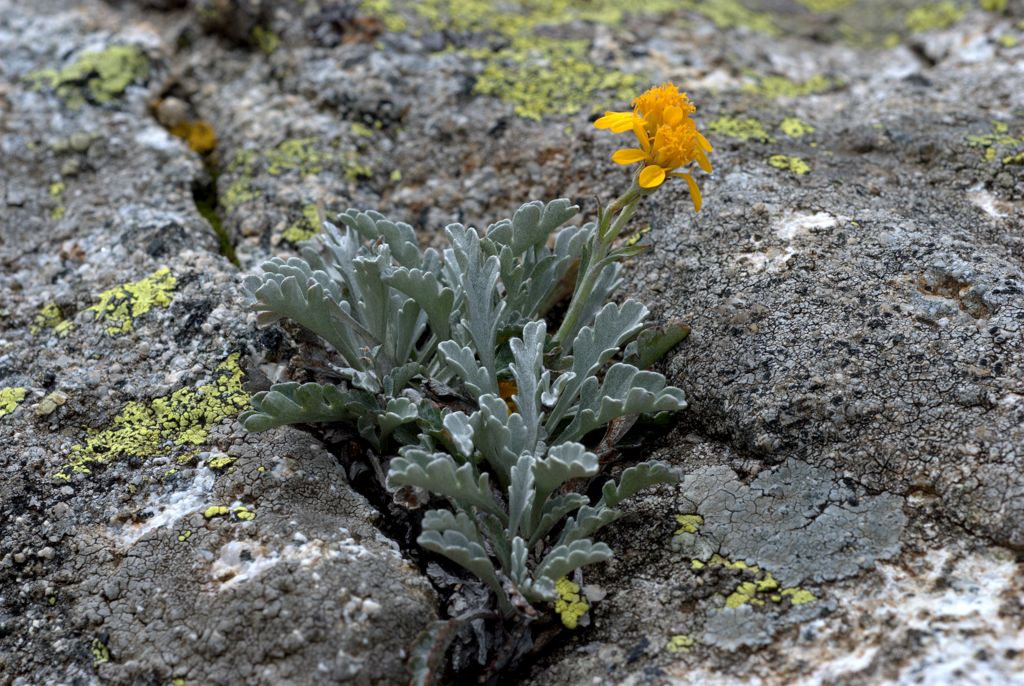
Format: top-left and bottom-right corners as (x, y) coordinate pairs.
(595, 83), (713, 210)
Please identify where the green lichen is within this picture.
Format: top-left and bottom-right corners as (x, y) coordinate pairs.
(554, 577), (589, 629)
(665, 634), (695, 653)
(87, 267), (177, 336)
(54, 354), (249, 480)
(768, 154), (811, 175)
(0, 387), (27, 418)
(203, 505), (229, 519)
(998, 35), (1019, 48)
(351, 121), (376, 138)
(905, 1), (964, 33)
(708, 116), (774, 143)
(31, 302), (74, 336)
(28, 45), (149, 108)
(674, 514), (704, 535)
(744, 74), (835, 99)
(980, 0), (1007, 10)
(282, 204), (322, 243)
(780, 117), (815, 138)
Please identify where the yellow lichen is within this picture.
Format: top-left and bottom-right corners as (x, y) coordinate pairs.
(223, 150), (259, 210)
(54, 354), (249, 480)
(203, 505), (229, 519)
(232, 505), (256, 521)
(207, 455), (236, 470)
(282, 204), (323, 244)
(696, 555), (817, 608)
(680, 0), (777, 35)
(797, 0), (853, 11)
(267, 138), (327, 176)
(905, 2), (964, 33)
(31, 302), (74, 336)
(252, 25), (281, 54)
(0, 387), (27, 418)
(665, 634), (695, 653)
(554, 577), (589, 629)
(780, 117), (815, 138)
(964, 121), (1024, 163)
(768, 154), (811, 175)
(28, 45), (149, 108)
(49, 181), (66, 220)
(177, 529), (192, 542)
(87, 267), (177, 336)
(708, 116), (774, 143)
(981, 0), (1007, 11)
(744, 74), (835, 99)
(92, 638), (110, 665)
(674, 514), (704, 535)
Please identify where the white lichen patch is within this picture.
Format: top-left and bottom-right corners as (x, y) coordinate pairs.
(210, 529), (373, 588)
(968, 188), (1010, 219)
(115, 468), (215, 547)
(774, 211), (838, 241)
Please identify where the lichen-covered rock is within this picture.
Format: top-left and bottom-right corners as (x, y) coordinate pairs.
(3, 0), (1023, 684)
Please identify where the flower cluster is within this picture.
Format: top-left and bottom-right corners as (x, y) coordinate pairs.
(595, 82), (712, 210)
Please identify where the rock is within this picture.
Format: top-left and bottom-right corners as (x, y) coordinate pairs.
(2, 0), (1023, 684)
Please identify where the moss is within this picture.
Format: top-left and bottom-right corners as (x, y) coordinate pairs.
(554, 577), (589, 629)
(779, 117), (815, 138)
(87, 267), (177, 336)
(674, 514), (704, 535)
(54, 354), (249, 480)
(203, 505), (230, 519)
(744, 74), (835, 99)
(665, 634), (695, 653)
(905, 2), (964, 33)
(0, 387), (27, 418)
(708, 116), (774, 143)
(252, 25), (281, 54)
(28, 45), (149, 108)
(768, 154), (811, 175)
(31, 302), (74, 336)
(49, 181), (66, 221)
(282, 204), (323, 243)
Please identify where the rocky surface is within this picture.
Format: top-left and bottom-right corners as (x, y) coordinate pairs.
(1, 0), (1022, 685)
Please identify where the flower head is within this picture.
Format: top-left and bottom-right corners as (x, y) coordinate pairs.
(595, 82), (713, 210)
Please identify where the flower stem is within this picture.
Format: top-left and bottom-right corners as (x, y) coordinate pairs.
(553, 180), (645, 346)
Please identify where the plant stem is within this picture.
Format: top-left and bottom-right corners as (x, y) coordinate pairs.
(552, 180), (645, 346)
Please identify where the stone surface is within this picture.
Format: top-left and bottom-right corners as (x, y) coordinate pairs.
(2, 0), (1023, 684)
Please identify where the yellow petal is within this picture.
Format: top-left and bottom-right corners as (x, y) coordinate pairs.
(639, 165), (667, 188)
(595, 111), (636, 133)
(695, 149), (712, 173)
(681, 173), (703, 212)
(697, 132), (713, 152)
(664, 105), (683, 127)
(632, 117), (651, 153)
(612, 148), (648, 165)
